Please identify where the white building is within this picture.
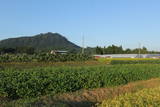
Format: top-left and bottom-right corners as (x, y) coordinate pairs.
(94, 54), (160, 59)
(50, 50), (68, 55)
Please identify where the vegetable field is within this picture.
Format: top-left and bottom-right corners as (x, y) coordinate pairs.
(0, 53), (93, 62)
(1, 64), (160, 99)
(111, 59), (160, 64)
(97, 57), (160, 64)
(1, 57), (160, 107)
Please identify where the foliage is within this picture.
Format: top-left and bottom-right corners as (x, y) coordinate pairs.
(96, 58), (160, 65)
(1, 64), (160, 99)
(95, 45), (160, 54)
(0, 53), (93, 62)
(0, 47), (35, 54)
(99, 87), (160, 107)
(110, 59), (160, 64)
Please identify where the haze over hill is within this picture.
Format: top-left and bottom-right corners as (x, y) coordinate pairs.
(0, 32), (81, 51)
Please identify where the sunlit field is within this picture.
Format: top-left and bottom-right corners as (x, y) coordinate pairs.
(100, 87), (160, 107)
(1, 0), (160, 106)
(1, 57), (160, 106)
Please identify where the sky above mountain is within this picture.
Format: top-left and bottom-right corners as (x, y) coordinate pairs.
(0, 0), (160, 51)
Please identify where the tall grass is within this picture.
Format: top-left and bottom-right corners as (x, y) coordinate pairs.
(99, 87), (160, 107)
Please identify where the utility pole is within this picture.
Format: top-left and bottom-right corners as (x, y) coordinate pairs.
(138, 43), (141, 58)
(82, 35), (85, 54)
(103, 46), (105, 55)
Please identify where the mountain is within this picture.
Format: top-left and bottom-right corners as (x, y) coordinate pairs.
(0, 32), (81, 51)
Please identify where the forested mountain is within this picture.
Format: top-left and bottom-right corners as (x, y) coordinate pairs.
(0, 32), (80, 51)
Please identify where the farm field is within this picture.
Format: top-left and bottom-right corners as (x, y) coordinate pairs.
(1, 0), (160, 106)
(98, 57), (160, 64)
(100, 85), (160, 107)
(1, 57), (160, 107)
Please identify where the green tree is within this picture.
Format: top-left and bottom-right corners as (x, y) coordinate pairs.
(96, 46), (103, 54)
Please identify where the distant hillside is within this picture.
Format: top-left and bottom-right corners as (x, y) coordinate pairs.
(0, 32), (80, 51)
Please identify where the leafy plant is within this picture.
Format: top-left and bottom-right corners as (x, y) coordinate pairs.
(1, 64), (160, 99)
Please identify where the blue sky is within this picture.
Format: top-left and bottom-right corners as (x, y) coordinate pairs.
(0, 0), (160, 51)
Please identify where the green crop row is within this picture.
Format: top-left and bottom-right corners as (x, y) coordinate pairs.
(99, 87), (160, 107)
(1, 64), (160, 100)
(0, 53), (93, 62)
(110, 59), (160, 64)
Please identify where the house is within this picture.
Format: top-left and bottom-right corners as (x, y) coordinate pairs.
(50, 50), (68, 55)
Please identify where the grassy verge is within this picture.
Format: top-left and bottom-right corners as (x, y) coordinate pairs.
(99, 86), (160, 107)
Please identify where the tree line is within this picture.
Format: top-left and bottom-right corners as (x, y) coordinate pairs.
(0, 45), (159, 55)
(95, 45), (160, 54)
